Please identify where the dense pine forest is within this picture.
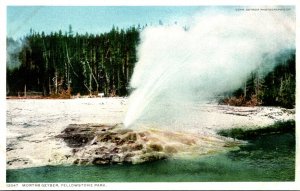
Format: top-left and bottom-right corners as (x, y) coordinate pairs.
(7, 26), (139, 97)
(6, 26), (295, 108)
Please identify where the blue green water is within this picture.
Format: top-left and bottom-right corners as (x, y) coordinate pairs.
(7, 132), (295, 182)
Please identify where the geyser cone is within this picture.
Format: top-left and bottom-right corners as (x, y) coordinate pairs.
(124, 7), (295, 128)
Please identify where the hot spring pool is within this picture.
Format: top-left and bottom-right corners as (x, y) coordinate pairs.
(6, 132), (295, 182)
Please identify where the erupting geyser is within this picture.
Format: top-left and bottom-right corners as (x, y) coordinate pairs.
(124, 7), (295, 128)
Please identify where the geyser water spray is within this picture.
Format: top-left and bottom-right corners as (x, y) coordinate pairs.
(124, 7), (295, 128)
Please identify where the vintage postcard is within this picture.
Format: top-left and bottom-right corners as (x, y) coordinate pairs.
(1, 0), (299, 190)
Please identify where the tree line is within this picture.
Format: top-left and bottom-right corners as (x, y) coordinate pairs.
(6, 26), (295, 108)
(221, 50), (295, 109)
(7, 25), (139, 97)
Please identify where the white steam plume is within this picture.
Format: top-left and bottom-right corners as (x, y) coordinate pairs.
(7, 38), (26, 69)
(124, 7), (295, 128)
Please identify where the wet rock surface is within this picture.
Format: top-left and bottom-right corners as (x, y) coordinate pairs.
(55, 124), (172, 165)
(7, 158), (31, 167)
(55, 123), (240, 166)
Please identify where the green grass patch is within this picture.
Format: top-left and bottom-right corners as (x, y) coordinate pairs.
(218, 120), (295, 140)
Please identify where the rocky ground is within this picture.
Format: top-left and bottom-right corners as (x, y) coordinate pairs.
(6, 98), (295, 169)
(54, 123), (237, 166)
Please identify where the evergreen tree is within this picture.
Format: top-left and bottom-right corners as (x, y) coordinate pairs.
(6, 26), (140, 97)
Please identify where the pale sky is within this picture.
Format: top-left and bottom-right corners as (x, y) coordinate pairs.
(7, 6), (203, 39)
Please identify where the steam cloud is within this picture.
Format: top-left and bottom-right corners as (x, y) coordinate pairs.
(124, 7), (295, 128)
(7, 38), (26, 69)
